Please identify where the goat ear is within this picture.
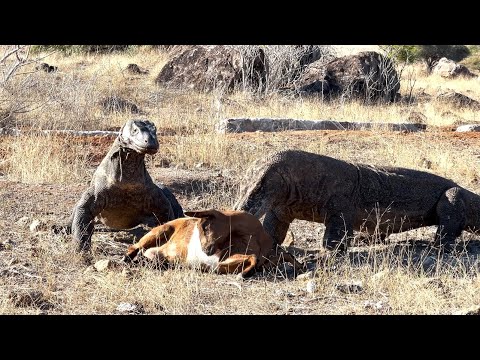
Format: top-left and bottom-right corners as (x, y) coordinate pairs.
(184, 209), (219, 219)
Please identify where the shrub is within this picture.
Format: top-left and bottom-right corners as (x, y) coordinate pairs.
(30, 45), (136, 56)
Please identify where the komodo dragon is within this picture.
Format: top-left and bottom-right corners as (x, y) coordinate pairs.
(234, 150), (480, 252)
(67, 119), (184, 252)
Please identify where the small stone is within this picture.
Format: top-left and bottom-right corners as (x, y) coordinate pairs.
(83, 265), (96, 274)
(195, 162), (205, 169)
(306, 280), (317, 293)
(364, 300), (385, 311)
(116, 302), (145, 314)
(235, 273), (244, 281)
(16, 216), (30, 227)
(93, 259), (120, 272)
(29, 219), (47, 232)
(296, 271), (314, 280)
(336, 280), (364, 294)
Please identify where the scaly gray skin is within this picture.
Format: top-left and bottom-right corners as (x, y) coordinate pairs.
(234, 150), (480, 252)
(70, 119), (184, 252)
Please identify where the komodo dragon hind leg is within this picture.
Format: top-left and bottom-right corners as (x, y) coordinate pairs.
(434, 187), (466, 252)
(157, 183), (184, 219)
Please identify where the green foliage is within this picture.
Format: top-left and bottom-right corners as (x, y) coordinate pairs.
(30, 45), (137, 56)
(382, 45), (471, 72)
(416, 45), (470, 72)
(381, 45), (419, 63)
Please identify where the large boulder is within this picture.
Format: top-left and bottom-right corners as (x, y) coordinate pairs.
(155, 45), (266, 93)
(295, 51), (400, 103)
(433, 58), (477, 79)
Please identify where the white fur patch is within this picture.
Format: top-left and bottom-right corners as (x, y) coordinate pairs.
(186, 223), (219, 270)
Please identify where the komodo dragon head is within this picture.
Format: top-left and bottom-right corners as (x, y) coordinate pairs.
(118, 119), (159, 154)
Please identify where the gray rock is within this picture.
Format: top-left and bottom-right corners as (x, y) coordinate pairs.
(216, 118), (426, 134)
(29, 219), (47, 232)
(436, 91), (480, 110)
(296, 271), (314, 280)
(336, 280), (364, 294)
(94, 259), (120, 272)
(306, 280), (317, 293)
(155, 45), (266, 93)
(16, 216), (30, 227)
(433, 58), (477, 79)
(116, 302), (145, 314)
(295, 51), (400, 103)
(456, 124), (480, 132)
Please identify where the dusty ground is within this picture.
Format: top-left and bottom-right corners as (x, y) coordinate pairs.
(2, 129), (480, 315)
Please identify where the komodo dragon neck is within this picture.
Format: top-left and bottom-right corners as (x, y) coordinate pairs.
(100, 138), (150, 184)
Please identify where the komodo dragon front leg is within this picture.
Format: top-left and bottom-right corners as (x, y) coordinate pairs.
(263, 209), (294, 247)
(71, 188), (106, 252)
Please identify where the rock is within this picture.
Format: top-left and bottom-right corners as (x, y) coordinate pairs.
(216, 118), (425, 134)
(282, 230), (295, 247)
(0, 239), (15, 251)
(306, 280), (317, 293)
(83, 265), (96, 274)
(433, 58), (477, 79)
(155, 45), (266, 93)
(297, 271), (314, 280)
(336, 280), (364, 294)
(116, 302), (145, 314)
(16, 216), (30, 227)
(295, 51), (400, 103)
(100, 95), (139, 114)
(407, 111), (427, 123)
(364, 300), (387, 311)
(29, 219), (47, 232)
(125, 63), (148, 75)
(35, 62), (58, 73)
(436, 91), (480, 110)
(94, 259), (120, 272)
(456, 124), (480, 132)
(9, 290), (53, 309)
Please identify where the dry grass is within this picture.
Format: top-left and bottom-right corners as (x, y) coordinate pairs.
(1, 47), (480, 315)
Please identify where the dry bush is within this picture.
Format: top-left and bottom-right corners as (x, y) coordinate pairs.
(4, 134), (90, 184)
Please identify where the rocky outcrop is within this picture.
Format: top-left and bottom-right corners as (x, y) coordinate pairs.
(100, 95), (140, 114)
(155, 45), (266, 93)
(436, 91), (480, 110)
(295, 51), (400, 103)
(216, 118), (425, 133)
(433, 58), (477, 78)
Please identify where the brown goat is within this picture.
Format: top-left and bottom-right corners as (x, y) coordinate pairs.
(124, 209), (304, 276)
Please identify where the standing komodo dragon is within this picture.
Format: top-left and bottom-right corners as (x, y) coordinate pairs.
(234, 150), (480, 252)
(68, 119), (184, 252)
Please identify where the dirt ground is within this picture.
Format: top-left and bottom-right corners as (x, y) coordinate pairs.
(2, 129), (480, 315)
